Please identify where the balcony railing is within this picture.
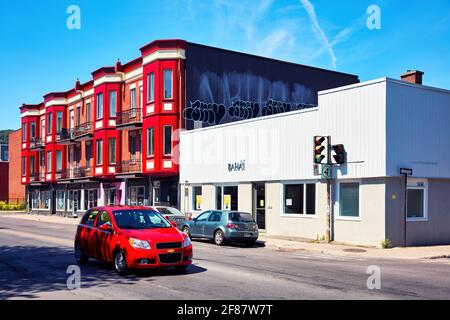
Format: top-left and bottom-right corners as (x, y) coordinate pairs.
(60, 166), (94, 180)
(56, 128), (75, 144)
(116, 157), (142, 174)
(116, 108), (142, 129)
(73, 122), (94, 140)
(29, 137), (45, 149)
(29, 172), (45, 183)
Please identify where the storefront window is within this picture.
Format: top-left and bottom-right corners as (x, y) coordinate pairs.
(68, 190), (81, 211)
(192, 186), (202, 211)
(339, 182), (359, 218)
(56, 191), (65, 211)
(32, 191), (39, 209)
(283, 183), (316, 215)
(84, 189), (98, 210)
(216, 186), (222, 210)
(105, 188), (121, 206)
(39, 191), (50, 210)
(129, 186), (145, 206)
(407, 186), (427, 220)
(223, 186), (238, 211)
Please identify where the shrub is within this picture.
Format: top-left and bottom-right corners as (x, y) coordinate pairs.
(381, 238), (392, 249)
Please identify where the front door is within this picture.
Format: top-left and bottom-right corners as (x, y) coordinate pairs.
(253, 183), (266, 230)
(191, 211), (211, 237)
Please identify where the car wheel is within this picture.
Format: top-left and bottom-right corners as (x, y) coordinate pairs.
(182, 226), (191, 238)
(114, 250), (128, 275)
(74, 242), (89, 264)
(214, 230), (225, 246)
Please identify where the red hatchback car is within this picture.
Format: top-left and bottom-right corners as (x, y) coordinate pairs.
(74, 206), (193, 275)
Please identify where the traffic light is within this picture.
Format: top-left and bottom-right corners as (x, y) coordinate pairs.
(332, 144), (346, 164)
(313, 136), (327, 164)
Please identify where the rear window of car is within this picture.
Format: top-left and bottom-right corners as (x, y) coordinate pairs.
(81, 210), (99, 226)
(229, 212), (254, 222)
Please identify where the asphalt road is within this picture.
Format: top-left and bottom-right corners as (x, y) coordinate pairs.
(0, 215), (449, 300)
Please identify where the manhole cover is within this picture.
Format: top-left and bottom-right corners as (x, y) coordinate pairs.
(343, 248), (367, 253)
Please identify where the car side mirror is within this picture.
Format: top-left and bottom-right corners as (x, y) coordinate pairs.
(99, 224), (112, 232)
(193, 217), (197, 223)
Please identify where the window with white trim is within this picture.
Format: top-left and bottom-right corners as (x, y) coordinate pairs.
(339, 182), (360, 218)
(147, 72), (154, 102)
(283, 183), (316, 215)
(109, 91), (117, 117)
(96, 93), (103, 119)
(147, 127), (154, 157)
(163, 69), (172, 99)
(96, 139), (103, 165)
(22, 123), (27, 142)
(163, 125), (172, 155)
(407, 182), (427, 220)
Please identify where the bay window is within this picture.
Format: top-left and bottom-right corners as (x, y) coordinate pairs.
(47, 151), (52, 173)
(147, 127), (154, 157)
(56, 150), (62, 172)
(56, 111), (63, 133)
(96, 139), (103, 165)
(147, 72), (154, 102)
(108, 138), (116, 164)
(163, 125), (172, 155)
(22, 123), (27, 142)
(96, 93), (103, 119)
(163, 70), (172, 99)
(109, 91), (117, 117)
(47, 112), (52, 134)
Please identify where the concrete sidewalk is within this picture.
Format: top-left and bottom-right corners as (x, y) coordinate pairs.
(2, 212), (449, 260)
(259, 234), (450, 260)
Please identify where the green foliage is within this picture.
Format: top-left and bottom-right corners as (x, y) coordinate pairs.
(0, 201), (26, 211)
(381, 238), (392, 249)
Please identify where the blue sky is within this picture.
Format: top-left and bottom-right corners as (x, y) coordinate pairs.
(1, 0), (449, 130)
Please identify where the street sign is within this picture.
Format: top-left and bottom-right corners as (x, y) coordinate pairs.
(321, 164), (332, 180)
(313, 164), (320, 176)
(400, 168), (413, 176)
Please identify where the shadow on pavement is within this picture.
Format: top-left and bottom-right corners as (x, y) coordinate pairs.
(192, 238), (266, 249)
(0, 245), (206, 299)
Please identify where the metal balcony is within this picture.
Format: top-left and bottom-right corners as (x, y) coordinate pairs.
(29, 137), (45, 150)
(116, 108), (142, 130)
(116, 157), (142, 175)
(56, 128), (76, 145)
(73, 122), (94, 141)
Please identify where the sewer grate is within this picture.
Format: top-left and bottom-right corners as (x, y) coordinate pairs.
(343, 248), (367, 253)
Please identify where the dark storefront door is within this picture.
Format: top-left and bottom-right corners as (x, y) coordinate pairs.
(253, 183), (266, 230)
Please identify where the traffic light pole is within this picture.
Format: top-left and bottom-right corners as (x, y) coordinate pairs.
(326, 136), (332, 243)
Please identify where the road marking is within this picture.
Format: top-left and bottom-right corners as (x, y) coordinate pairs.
(0, 228), (73, 247)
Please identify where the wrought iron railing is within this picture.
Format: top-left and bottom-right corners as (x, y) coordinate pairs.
(116, 157), (142, 174)
(116, 108), (142, 126)
(59, 166), (94, 180)
(56, 128), (75, 142)
(73, 122), (94, 139)
(29, 137), (44, 149)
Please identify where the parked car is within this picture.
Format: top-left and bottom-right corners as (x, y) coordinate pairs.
(74, 206), (193, 275)
(155, 206), (189, 230)
(182, 210), (258, 246)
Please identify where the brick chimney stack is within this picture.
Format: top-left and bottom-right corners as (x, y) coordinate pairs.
(400, 70), (424, 85)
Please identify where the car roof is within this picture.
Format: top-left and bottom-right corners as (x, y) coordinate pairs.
(91, 205), (157, 212)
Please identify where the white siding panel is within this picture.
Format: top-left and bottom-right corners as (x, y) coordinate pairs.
(386, 80), (450, 178)
(180, 80), (387, 184)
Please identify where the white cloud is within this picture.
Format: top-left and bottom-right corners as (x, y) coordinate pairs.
(256, 30), (294, 57)
(299, 0), (337, 70)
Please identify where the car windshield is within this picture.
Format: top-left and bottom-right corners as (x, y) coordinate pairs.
(229, 212), (254, 223)
(113, 209), (171, 229)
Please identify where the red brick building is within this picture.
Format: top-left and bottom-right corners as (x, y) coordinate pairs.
(8, 129), (25, 203)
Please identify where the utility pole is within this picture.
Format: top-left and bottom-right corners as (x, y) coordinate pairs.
(326, 136), (332, 243)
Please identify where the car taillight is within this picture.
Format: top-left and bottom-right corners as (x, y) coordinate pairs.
(226, 223), (238, 229)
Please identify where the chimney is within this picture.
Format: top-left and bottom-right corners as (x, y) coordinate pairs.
(115, 59), (123, 73)
(75, 78), (82, 90)
(400, 70), (424, 85)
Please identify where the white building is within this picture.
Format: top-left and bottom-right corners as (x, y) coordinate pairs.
(179, 75), (450, 247)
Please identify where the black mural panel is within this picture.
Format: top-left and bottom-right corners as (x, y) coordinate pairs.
(184, 43), (359, 129)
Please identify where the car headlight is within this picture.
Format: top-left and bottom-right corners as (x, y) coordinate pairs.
(183, 236), (192, 247)
(129, 238), (151, 250)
